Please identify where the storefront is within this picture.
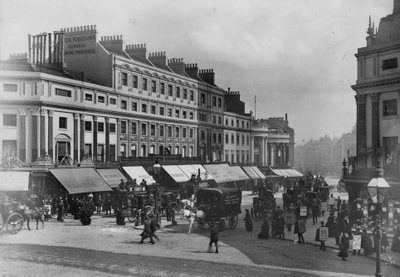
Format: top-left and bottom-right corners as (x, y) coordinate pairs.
(96, 168), (127, 189)
(49, 168), (112, 195)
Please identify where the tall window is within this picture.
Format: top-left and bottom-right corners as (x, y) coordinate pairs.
(151, 80), (157, 92)
(121, 72), (128, 86)
(85, 121), (92, 131)
(151, 105), (156, 115)
(168, 126), (172, 137)
(97, 144), (105, 162)
(142, 78), (147, 91)
(121, 121), (127, 134)
(110, 123), (116, 133)
(212, 96), (216, 107)
(159, 107), (165, 116)
(183, 128), (187, 138)
(59, 117), (67, 129)
(190, 90), (194, 101)
(175, 127), (180, 138)
(131, 122), (137, 135)
(201, 93), (205, 104)
(383, 99), (397, 116)
(141, 123), (147, 136)
(142, 103), (147, 113)
(160, 83), (165, 95)
(150, 124), (156, 136)
(183, 89), (187, 99)
(84, 144), (92, 157)
(121, 100), (127, 110)
(132, 102), (137, 111)
(383, 137), (398, 165)
(159, 125), (164, 137)
(176, 87), (180, 98)
(168, 85), (173, 96)
(132, 75), (138, 88)
(98, 122), (104, 132)
(190, 128), (194, 139)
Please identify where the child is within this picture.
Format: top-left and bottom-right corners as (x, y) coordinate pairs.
(209, 220), (219, 253)
(315, 221), (327, 250)
(140, 217), (155, 244)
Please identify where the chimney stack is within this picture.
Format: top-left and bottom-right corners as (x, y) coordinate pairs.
(199, 68), (215, 85)
(185, 63), (199, 79)
(125, 44), (147, 63)
(100, 35), (124, 55)
(148, 51), (167, 68)
(168, 58), (186, 74)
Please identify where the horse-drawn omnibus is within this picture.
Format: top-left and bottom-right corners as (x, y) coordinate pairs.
(195, 187), (242, 230)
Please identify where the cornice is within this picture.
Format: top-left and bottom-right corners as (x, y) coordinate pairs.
(351, 77), (400, 91)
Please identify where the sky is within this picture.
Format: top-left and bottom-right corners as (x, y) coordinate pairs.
(0, 0), (394, 145)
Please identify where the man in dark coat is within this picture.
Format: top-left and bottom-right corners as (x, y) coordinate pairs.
(258, 217), (270, 239)
(208, 220), (219, 253)
(325, 212), (336, 237)
(244, 209), (253, 231)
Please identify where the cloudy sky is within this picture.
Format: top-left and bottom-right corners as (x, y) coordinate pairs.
(0, 0), (394, 144)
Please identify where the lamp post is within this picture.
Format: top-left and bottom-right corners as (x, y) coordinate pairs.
(367, 177), (390, 277)
(153, 161), (161, 228)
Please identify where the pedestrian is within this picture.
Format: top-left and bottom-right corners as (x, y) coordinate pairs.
(140, 216), (155, 244)
(294, 218), (305, 244)
(352, 227), (362, 256)
(277, 215), (285, 239)
(311, 199), (319, 225)
(315, 221), (327, 251)
(328, 194), (335, 212)
(334, 218), (341, 245)
(208, 220), (219, 253)
(244, 209), (253, 231)
(325, 212), (335, 237)
(258, 217), (270, 239)
(337, 232), (351, 260)
(391, 225), (400, 253)
(57, 199), (64, 222)
(381, 227), (389, 253)
(361, 229), (374, 255)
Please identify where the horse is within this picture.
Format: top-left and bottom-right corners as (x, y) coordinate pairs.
(21, 206), (44, 231)
(183, 207), (206, 234)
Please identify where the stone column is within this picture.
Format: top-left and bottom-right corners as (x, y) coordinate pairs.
(127, 120), (132, 156)
(355, 95), (367, 167)
(117, 118), (121, 157)
(263, 137), (268, 167)
(73, 113), (79, 162)
(250, 136), (255, 163)
(93, 116), (98, 161)
(31, 109), (39, 162)
(48, 110), (54, 158)
(271, 143), (276, 167)
(80, 114), (85, 160)
(40, 109), (46, 156)
(18, 109), (26, 162)
(371, 93), (380, 166)
(105, 117), (110, 162)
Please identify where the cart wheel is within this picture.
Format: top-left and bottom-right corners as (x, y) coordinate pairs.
(167, 201), (180, 211)
(6, 213), (24, 234)
(127, 209), (139, 223)
(228, 213), (238, 230)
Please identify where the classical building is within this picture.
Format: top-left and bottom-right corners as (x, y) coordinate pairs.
(0, 26), (199, 166)
(344, 0), (400, 226)
(223, 89), (252, 164)
(251, 115), (294, 168)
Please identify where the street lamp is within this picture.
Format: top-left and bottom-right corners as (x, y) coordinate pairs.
(153, 161), (161, 228)
(367, 177), (390, 277)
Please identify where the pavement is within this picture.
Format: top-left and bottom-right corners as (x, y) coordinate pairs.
(242, 191), (400, 268)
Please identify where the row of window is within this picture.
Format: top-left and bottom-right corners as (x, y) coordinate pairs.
(200, 93), (223, 108)
(80, 119), (194, 139)
(225, 150), (250, 164)
(225, 133), (250, 146)
(225, 118), (250, 129)
(120, 72), (195, 101)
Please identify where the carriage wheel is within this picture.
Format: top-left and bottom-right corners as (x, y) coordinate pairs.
(127, 209), (139, 223)
(6, 213), (24, 234)
(228, 213), (239, 230)
(168, 201), (180, 211)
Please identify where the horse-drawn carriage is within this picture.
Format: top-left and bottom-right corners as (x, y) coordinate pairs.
(194, 187), (242, 231)
(253, 187), (276, 219)
(0, 200), (24, 234)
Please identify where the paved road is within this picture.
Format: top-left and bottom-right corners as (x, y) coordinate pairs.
(0, 190), (398, 276)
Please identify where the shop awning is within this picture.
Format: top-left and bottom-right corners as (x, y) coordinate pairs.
(242, 166), (260, 180)
(96, 168), (127, 188)
(252, 167), (266, 179)
(123, 166), (156, 185)
(49, 168), (112, 194)
(162, 165), (190, 183)
(178, 164), (215, 181)
(203, 164), (234, 183)
(229, 166), (251, 181)
(0, 171), (30, 191)
(271, 168), (303, 178)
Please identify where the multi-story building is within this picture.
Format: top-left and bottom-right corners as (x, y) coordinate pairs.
(185, 65), (225, 162)
(223, 89), (252, 164)
(344, 0), (400, 225)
